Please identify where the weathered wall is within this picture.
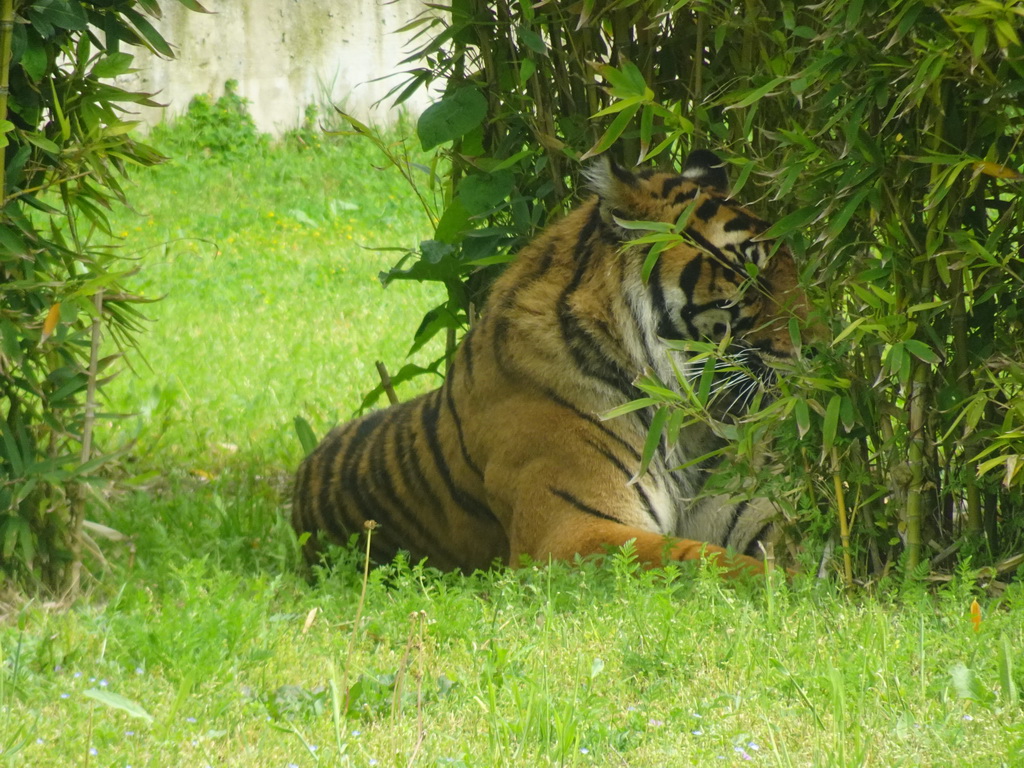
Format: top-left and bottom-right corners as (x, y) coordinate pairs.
(123, 0), (434, 133)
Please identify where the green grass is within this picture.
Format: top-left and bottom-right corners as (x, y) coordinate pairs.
(2, 132), (1023, 768)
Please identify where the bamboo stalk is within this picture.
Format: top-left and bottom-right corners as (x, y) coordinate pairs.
(831, 447), (854, 587)
(65, 289), (103, 596)
(0, 0), (14, 197)
(904, 360), (929, 573)
(950, 259), (982, 534)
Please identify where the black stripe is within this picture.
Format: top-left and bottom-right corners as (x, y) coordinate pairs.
(722, 500), (750, 545)
(696, 197), (723, 220)
(490, 243), (559, 372)
(542, 386), (641, 464)
(556, 207), (636, 395)
(648, 256), (683, 341)
(660, 175), (689, 197)
(549, 486), (621, 523)
(443, 365), (484, 479)
(744, 522), (774, 558)
(393, 400), (444, 511)
(621, 252), (660, 369)
(685, 229), (750, 286)
(420, 390), (496, 522)
(363, 406), (417, 555)
(390, 403), (465, 568)
(610, 160), (638, 186)
(723, 212), (756, 232)
(685, 227), (730, 265)
(372, 401), (464, 566)
(346, 413), (408, 557)
(461, 325), (476, 381)
(583, 436), (662, 530)
(318, 413), (386, 543)
(672, 188), (699, 206)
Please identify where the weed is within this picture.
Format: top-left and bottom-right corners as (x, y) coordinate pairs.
(151, 79), (267, 159)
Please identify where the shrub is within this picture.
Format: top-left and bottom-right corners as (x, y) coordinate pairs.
(0, 0), (202, 596)
(352, 0), (1024, 581)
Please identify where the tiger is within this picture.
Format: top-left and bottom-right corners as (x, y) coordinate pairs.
(292, 149), (814, 579)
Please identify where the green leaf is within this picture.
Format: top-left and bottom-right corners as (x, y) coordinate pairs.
(794, 397), (811, 440)
(84, 688), (155, 722)
(997, 633), (1019, 706)
(519, 57), (536, 86)
(633, 406), (668, 483)
(903, 339), (941, 365)
(174, 0), (212, 11)
(293, 416), (319, 456)
(20, 38), (48, 82)
(822, 394), (842, 455)
(0, 419), (25, 476)
(724, 76), (787, 111)
(596, 62), (650, 99)
(92, 52), (135, 79)
(826, 186), (873, 240)
(641, 240), (672, 283)
(417, 87), (488, 150)
(517, 26), (546, 54)
(122, 8), (175, 57)
(581, 103), (639, 160)
(601, 398), (659, 420)
(457, 170), (513, 216)
(433, 198), (471, 244)
(24, 134), (60, 154)
(761, 205), (820, 239)
(948, 664), (994, 704)
(30, 0), (88, 32)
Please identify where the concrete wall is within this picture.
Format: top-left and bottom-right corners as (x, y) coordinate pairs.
(122, 0), (435, 133)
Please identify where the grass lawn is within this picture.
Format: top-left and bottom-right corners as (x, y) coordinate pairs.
(2, 130), (1023, 768)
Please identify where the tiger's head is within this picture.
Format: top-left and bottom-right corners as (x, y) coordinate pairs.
(586, 150), (815, 410)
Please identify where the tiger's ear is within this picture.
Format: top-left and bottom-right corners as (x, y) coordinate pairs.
(583, 155), (639, 199)
(681, 149), (729, 193)
(583, 155), (642, 231)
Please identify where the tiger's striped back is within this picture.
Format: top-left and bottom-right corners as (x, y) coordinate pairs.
(293, 150), (813, 577)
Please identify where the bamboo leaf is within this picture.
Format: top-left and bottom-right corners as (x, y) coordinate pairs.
(973, 161), (1024, 181)
(580, 103), (640, 160)
(822, 394), (841, 456)
(903, 339), (941, 365)
(40, 303), (61, 344)
(174, 0), (212, 11)
(761, 206), (820, 239)
(723, 76), (787, 111)
(601, 398), (659, 421)
(632, 406), (668, 484)
(794, 397), (811, 440)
